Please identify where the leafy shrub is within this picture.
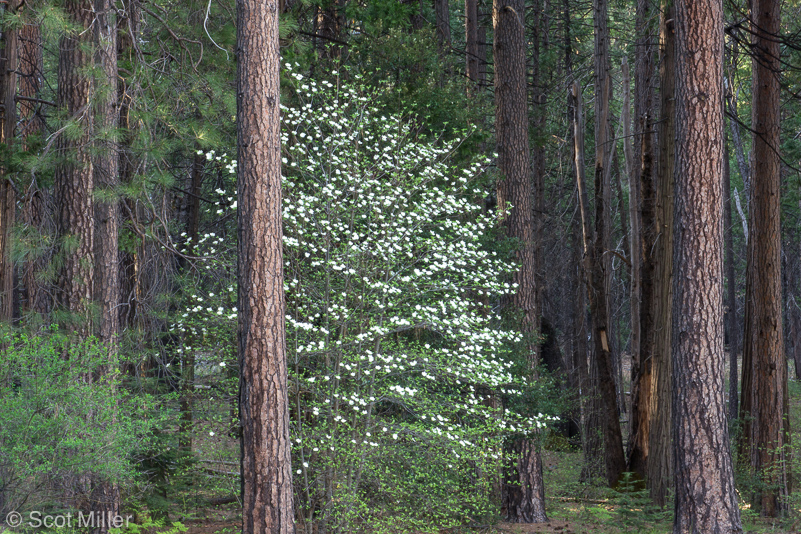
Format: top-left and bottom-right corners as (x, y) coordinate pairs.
(0, 329), (156, 516)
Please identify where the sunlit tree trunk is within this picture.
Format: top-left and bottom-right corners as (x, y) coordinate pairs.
(671, 0), (741, 526)
(236, 0), (295, 530)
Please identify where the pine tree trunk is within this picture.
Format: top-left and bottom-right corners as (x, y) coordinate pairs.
(236, 0), (295, 531)
(671, 0), (741, 526)
(91, 0), (121, 530)
(494, 0), (547, 521)
(741, 0), (787, 515)
(55, 0), (95, 335)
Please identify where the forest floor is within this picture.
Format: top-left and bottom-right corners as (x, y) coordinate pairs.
(174, 357), (801, 534)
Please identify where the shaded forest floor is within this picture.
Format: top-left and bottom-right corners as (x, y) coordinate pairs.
(167, 357), (801, 534)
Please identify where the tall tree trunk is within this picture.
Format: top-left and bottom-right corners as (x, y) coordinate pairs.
(627, 0), (657, 480)
(740, 0), (787, 515)
(118, 0), (141, 334)
(18, 16), (49, 317)
(582, 0), (626, 486)
(565, 9), (585, 443)
(54, 0), (95, 513)
(493, 0), (547, 521)
(94, 0), (120, 365)
(55, 0), (95, 336)
(621, 58), (641, 450)
(531, 0), (546, 384)
(236, 0), (295, 531)
(646, 2), (675, 507)
(723, 133), (739, 423)
(671, 0), (741, 527)
(91, 0), (121, 529)
(0, 0), (19, 322)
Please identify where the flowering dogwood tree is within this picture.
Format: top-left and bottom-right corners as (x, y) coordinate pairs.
(175, 66), (556, 533)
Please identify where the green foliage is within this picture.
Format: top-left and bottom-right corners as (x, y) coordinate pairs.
(0, 330), (158, 514)
(612, 473), (671, 530)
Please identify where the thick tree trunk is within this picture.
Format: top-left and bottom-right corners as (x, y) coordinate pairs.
(740, 0), (787, 515)
(236, 0), (295, 531)
(55, 0), (95, 336)
(671, 0), (741, 527)
(0, 0), (19, 322)
(94, 0), (120, 358)
(494, 0), (547, 521)
(91, 0), (121, 529)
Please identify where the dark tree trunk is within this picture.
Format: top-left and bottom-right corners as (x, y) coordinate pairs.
(565, 14), (585, 443)
(18, 15), (49, 317)
(740, 0), (787, 515)
(723, 133), (739, 423)
(494, 0), (547, 521)
(627, 0), (657, 479)
(0, 0), (19, 322)
(236, 0), (295, 531)
(316, 0), (344, 58)
(671, 0), (741, 527)
(465, 0), (479, 86)
(435, 0), (451, 50)
(94, 0), (120, 357)
(646, 3), (675, 507)
(581, 0), (626, 486)
(178, 153), (204, 453)
(117, 0), (141, 334)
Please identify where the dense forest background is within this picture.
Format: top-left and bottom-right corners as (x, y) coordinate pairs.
(2, 0), (801, 531)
